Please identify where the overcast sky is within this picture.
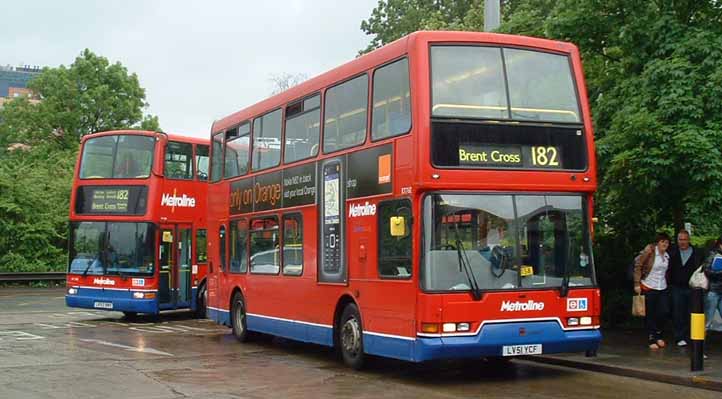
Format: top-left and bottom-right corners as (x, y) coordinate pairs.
(0, 0), (378, 137)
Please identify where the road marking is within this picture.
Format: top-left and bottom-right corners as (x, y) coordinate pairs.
(35, 321), (96, 329)
(80, 339), (173, 356)
(0, 331), (45, 341)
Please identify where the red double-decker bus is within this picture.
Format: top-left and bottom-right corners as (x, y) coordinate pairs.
(66, 130), (210, 318)
(206, 31), (601, 368)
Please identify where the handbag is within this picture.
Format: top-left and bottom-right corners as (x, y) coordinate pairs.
(632, 294), (646, 317)
(689, 265), (709, 290)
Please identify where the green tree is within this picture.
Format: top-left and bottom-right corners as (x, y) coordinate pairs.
(0, 49), (161, 273)
(0, 49), (160, 150)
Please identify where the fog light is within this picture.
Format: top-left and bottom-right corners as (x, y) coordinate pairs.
(67, 288), (78, 295)
(456, 322), (471, 332)
(580, 317), (592, 326)
(567, 317), (579, 326)
(421, 323), (439, 333)
(442, 323), (456, 333)
(133, 292), (144, 299)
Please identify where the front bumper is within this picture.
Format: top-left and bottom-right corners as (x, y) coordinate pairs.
(65, 287), (158, 314)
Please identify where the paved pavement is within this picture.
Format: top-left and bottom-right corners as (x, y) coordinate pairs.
(532, 326), (722, 391)
(2, 288), (722, 398)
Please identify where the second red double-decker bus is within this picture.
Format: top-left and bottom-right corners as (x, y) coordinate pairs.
(206, 31), (601, 368)
(65, 130), (210, 318)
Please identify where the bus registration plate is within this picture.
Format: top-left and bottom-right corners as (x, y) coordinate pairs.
(94, 301), (113, 309)
(502, 344), (542, 356)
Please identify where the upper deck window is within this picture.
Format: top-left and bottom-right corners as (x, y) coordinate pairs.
(225, 123), (251, 178)
(196, 145), (209, 180)
(164, 141), (193, 179)
(79, 135), (154, 179)
(372, 58), (411, 141)
(431, 46), (580, 123)
(210, 132), (223, 182)
(252, 110), (282, 171)
(284, 95), (321, 164)
(323, 74), (368, 153)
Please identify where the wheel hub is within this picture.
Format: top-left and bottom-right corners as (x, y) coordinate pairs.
(341, 318), (361, 355)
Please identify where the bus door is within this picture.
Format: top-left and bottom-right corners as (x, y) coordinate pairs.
(159, 224), (193, 308)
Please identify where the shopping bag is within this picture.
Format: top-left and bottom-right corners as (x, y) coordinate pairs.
(632, 294), (646, 317)
(689, 265), (709, 290)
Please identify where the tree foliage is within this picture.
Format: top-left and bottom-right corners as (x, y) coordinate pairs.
(0, 49), (159, 150)
(0, 49), (160, 272)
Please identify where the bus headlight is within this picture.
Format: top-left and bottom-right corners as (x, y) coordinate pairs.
(133, 292), (144, 299)
(580, 317), (592, 326)
(132, 292), (156, 299)
(567, 317), (579, 326)
(67, 288), (78, 295)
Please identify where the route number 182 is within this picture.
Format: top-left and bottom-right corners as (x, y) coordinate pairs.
(530, 146), (560, 167)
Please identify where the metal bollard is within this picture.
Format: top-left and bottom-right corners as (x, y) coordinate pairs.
(690, 287), (705, 371)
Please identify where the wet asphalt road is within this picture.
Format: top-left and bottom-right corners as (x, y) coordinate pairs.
(0, 288), (718, 399)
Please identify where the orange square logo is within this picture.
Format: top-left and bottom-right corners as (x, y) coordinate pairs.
(378, 154), (391, 184)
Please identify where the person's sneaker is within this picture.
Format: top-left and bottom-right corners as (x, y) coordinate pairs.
(676, 339), (688, 347)
(704, 354), (709, 359)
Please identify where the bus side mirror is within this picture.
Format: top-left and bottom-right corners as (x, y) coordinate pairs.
(390, 216), (406, 237)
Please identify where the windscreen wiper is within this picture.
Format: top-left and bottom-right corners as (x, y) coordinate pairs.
(81, 258), (94, 277)
(452, 222), (482, 301)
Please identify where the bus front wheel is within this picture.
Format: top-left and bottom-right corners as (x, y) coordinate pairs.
(338, 303), (365, 369)
(195, 283), (207, 319)
(231, 292), (249, 342)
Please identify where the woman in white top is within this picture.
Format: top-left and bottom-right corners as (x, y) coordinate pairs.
(634, 232), (672, 349)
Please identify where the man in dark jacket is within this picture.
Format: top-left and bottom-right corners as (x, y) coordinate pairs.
(667, 230), (701, 346)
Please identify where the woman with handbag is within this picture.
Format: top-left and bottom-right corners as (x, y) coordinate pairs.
(702, 236), (722, 330)
(634, 232), (672, 349)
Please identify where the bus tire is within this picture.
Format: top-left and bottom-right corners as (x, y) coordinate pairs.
(195, 283), (207, 319)
(231, 292), (249, 342)
(338, 303), (365, 370)
(122, 311), (138, 320)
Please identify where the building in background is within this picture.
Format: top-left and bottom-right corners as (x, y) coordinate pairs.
(0, 64), (42, 107)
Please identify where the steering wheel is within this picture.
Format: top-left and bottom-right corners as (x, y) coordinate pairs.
(490, 246), (508, 278)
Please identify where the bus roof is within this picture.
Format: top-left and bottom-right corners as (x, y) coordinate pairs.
(80, 130), (208, 146)
(211, 30), (579, 134)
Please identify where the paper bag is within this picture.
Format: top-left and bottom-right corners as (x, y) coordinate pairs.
(632, 294), (645, 317)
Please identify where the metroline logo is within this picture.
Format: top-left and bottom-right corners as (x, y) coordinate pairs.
(348, 201), (376, 217)
(93, 278), (116, 286)
(500, 300), (545, 312)
(161, 189), (196, 212)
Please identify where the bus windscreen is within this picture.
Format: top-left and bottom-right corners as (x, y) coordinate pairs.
(79, 135), (154, 179)
(431, 46), (581, 123)
(68, 221), (155, 276)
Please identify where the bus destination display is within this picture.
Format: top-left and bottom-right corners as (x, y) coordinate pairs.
(458, 144), (563, 169)
(75, 186), (148, 215)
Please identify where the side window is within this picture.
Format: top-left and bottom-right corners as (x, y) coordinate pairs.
(210, 132), (223, 183)
(323, 74), (368, 153)
(230, 219), (248, 273)
(225, 123), (250, 178)
(284, 95), (321, 164)
(252, 110), (282, 171)
(378, 199), (412, 278)
(164, 141), (194, 179)
(372, 58), (411, 140)
(195, 145), (209, 181)
(195, 229), (207, 263)
(250, 217), (280, 274)
(283, 214), (303, 276)
(219, 225), (227, 271)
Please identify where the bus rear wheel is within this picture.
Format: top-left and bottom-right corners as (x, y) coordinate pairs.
(338, 303), (365, 369)
(231, 292), (249, 342)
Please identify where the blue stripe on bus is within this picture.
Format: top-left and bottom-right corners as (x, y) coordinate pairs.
(238, 314), (600, 363)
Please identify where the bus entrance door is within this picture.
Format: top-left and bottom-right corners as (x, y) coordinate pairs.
(159, 224), (193, 309)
